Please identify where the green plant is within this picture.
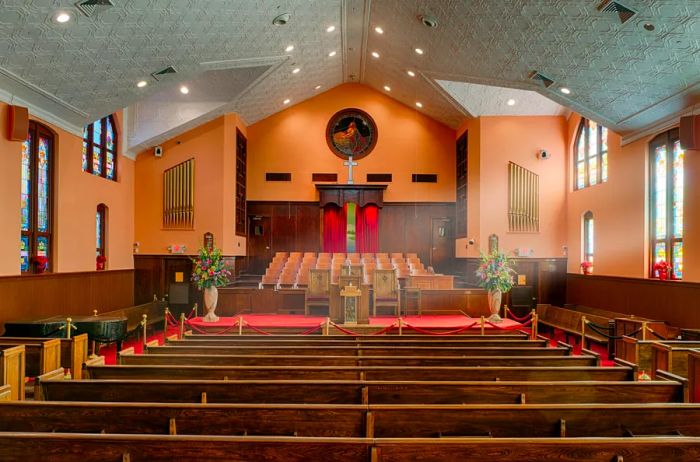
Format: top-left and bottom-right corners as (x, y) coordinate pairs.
(475, 250), (515, 293)
(191, 246), (231, 290)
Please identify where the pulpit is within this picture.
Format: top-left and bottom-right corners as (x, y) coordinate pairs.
(331, 273), (369, 324)
(340, 283), (362, 325)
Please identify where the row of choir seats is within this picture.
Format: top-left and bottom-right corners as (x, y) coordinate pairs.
(260, 252), (434, 287)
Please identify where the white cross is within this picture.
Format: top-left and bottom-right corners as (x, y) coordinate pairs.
(343, 156), (358, 184)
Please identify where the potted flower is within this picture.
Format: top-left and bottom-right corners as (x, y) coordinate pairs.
(580, 261), (593, 275)
(475, 250), (515, 322)
(96, 255), (107, 271)
(32, 256), (48, 274)
(653, 260), (672, 281)
(191, 246), (231, 322)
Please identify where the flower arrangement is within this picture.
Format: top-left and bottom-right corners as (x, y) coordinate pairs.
(580, 260), (593, 275)
(96, 255), (107, 271)
(32, 256), (48, 273)
(653, 260), (672, 281)
(475, 250), (515, 293)
(191, 246), (231, 290)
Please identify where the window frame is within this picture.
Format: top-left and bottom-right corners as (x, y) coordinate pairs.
(583, 211), (594, 264)
(21, 121), (55, 274)
(574, 118), (608, 190)
(83, 115), (118, 181)
(649, 128), (683, 279)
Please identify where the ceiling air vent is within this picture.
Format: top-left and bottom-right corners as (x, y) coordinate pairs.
(528, 71), (555, 88)
(598, 0), (637, 24)
(150, 66), (178, 82)
(75, 0), (115, 17)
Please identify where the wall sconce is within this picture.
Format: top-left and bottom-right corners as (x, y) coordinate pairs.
(133, 242), (140, 254)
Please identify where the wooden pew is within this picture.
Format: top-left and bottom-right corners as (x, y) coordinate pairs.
(0, 334), (89, 380)
(536, 305), (608, 346)
(0, 345), (25, 400)
(35, 376), (684, 405)
(651, 343), (700, 379)
(0, 339), (61, 377)
(84, 363), (634, 382)
(119, 352), (597, 367)
(619, 337), (700, 376)
(0, 433), (699, 462)
(144, 345), (571, 357)
(2, 401), (700, 438)
(169, 338), (547, 348)
(184, 333), (530, 340)
(0, 385), (11, 401)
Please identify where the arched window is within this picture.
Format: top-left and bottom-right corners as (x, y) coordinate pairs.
(650, 128), (684, 279)
(583, 211), (594, 265)
(20, 121), (54, 273)
(574, 118), (608, 190)
(96, 204), (107, 270)
(82, 115), (117, 181)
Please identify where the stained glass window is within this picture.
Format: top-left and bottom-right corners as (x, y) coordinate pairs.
(574, 118), (609, 190)
(21, 122), (53, 273)
(650, 129), (684, 279)
(96, 204), (106, 259)
(82, 115), (117, 181)
(583, 211), (594, 267)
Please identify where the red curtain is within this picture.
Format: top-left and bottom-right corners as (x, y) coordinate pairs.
(356, 204), (379, 253)
(323, 204), (347, 252)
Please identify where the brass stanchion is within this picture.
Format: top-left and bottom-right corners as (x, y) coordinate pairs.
(324, 317), (330, 336)
(238, 316), (244, 336)
(141, 314), (148, 349)
(503, 304), (508, 319)
(531, 312), (538, 340)
(163, 307), (170, 342)
(398, 317), (403, 336)
(179, 313), (186, 339)
(480, 316), (485, 335)
(193, 303), (198, 318)
(642, 321), (648, 341)
(65, 318), (73, 340)
(581, 316), (587, 348)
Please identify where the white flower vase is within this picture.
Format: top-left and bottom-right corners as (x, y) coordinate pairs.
(203, 285), (220, 323)
(487, 289), (502, 323)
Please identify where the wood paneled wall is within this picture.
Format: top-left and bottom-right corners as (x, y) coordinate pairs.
(567, 273), (700, 328)
(247, 202), (322, 253)
(464, 257), (567, 307)
(0, 270), (134, 331)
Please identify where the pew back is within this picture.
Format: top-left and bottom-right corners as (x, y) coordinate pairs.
(0, 338), (61, 377)
(0, 345), (25, 400)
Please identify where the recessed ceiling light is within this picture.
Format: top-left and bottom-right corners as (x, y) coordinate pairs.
(315, 85), (322, 90)
(384, 85), (391, 91)
(292, 68), (301, 74)
(326, 25), (335, 32)
(371, 51), (380, 58)
(180, 86), (189, 95)
(375, 26), (384, 34)
(507, 98), (516, 106)
(272, 13), (291, 26)
(53, 11), (72, 23)
(137, 80), (148, 88)
(328, 51), (336, 57)
(643, 23), (655, 31)
(407, 70), (415, 77)
(285, 44), (294, 52)
(415, 102), (423, 108)
(283, 99), (291, 105)
(414, 48), (424, 55)
(560, 87), (571, 95)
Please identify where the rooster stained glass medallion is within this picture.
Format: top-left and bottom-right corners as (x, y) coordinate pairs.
(326, 108), (378, 160)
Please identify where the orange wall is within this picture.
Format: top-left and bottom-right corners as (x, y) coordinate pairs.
(0, 103), (134, 276)
(685, 146), (700, 282)
(134, 115), (247, 256)
(247, 83), (456, 203)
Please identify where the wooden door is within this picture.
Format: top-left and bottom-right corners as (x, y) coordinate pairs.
(248, 216), (272, 274)
(430, 218), (453, 273)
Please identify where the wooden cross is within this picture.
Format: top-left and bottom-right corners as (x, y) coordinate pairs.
(343, 156), (358, 184)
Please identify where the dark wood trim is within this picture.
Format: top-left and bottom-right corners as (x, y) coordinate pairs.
(316, 184), (387, 208)
(0, 268), (133, 283)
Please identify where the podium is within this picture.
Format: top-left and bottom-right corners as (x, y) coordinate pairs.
(340, 283), (362, 324)
(330, 274), (369, 324)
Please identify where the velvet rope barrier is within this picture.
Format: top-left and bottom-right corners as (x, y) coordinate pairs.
(370, 322), (399, 336)
(402, 321), (478, 336)
(505, 308), (533, 323)
(485, 319), (532, 330)
(328, 321), (362, 336)
(241, 321), (273, 336)
(184, 319), (241, 335)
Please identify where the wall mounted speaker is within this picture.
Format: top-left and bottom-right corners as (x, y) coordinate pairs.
(680, 115), (700, 151)
(8, 105), (29, 141)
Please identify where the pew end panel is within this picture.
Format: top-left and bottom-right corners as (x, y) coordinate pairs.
(68, 334), (88, 380)
(613, 357), (638, 380)
(82, 356), (106, 380)
(689, 350), (700, 403)
(0, 345), (25, 400)
(654, 369), (689, 402)
(0, 384), (11, 401)
(580, 348), (601, 367)
(118, 347), (136, 365)
(34, 368), (66, 401)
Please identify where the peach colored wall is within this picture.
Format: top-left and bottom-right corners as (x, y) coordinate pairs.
(0, 103), (134, 276)
(477, 116), (568, 258)
(134, 114), (248, 256)
(685, 147), (700, 282)
(247, 83), (456, 203)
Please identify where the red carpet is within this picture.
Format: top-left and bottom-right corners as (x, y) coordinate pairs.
(544, 328), (614, 367)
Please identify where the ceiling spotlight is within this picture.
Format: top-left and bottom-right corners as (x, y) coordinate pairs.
(180, 86), (189, 95)
(414, 48), (424, 55)
(328, 51), (337, 57)
(407, 70), (416, 77)
(285, 44), (294, 52)
(326, 25), (335, 32)
(292, 68), (300, 74)
(272, 13), (291, 26)
(371, 51), (380, 58)
(418, 14), (438, 28)
(415, 102), (423, 108)
(560, 87), (571, 95)
(643, 23), (655, 31)
(283, 99), (291, 104)
(507, 98), (516, 106)
(315, 85), (322, 90)
(52, 11), (72, 23)
(375, 26), (384, 34)
(137, 80), (148, 88)
(384, 85), (391, 91)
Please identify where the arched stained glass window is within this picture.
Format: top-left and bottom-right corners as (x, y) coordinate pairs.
(650, 129), (684, 279)
(583, 211), (594, 265)
(21, 121), (54, 273)
(574, 118), (608, 190)
(82, 115), (117, 181)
